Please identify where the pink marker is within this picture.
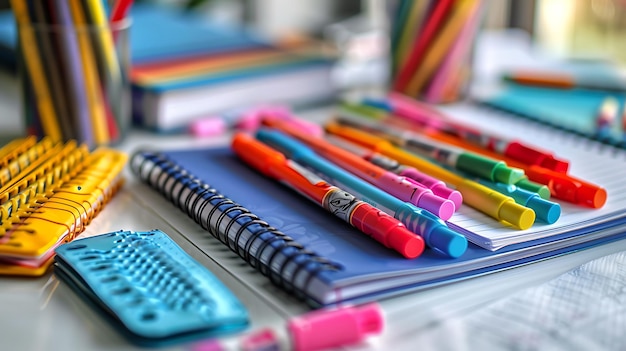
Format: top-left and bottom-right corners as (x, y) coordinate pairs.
(191, 303), (384, 351)
(326, 135), (463, 210)
(190, 105), (295, 137)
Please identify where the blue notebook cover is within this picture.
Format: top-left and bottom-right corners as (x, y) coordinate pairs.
(153, 146), (626, 307)
(480, 85), (626, 147)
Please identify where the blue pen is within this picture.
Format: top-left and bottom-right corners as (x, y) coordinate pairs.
(256, 129), (468, 258)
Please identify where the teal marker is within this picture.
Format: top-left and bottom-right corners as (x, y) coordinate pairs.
(515, 177), (551, 200)
(478, 180), (561, 224)
(335, 116), (525, 184)
(256, 128), (468, 258)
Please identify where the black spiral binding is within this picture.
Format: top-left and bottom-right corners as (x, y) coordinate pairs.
(130, 150), (342, 305)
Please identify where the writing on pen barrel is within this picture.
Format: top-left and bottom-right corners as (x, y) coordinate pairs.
(326, 134), (464, 209)
(325, 122), (536, 230)
(232, 133), (425, 259)
(261, 116), (456, 220)
(191, 303), (384, 351)
(335, 115), (526, 185)
(374, 92), (571, 173)
(256, 128), (467, 258)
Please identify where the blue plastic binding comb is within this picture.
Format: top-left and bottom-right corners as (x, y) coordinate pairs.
(54, 229), (249, 346)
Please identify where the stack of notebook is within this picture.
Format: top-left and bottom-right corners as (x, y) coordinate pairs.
(127, 4), (337, 132)
(0, 3), (338, 133)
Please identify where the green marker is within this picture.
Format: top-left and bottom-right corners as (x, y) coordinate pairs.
(334, 115), (526, 185)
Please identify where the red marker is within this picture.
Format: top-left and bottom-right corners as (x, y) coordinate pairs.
(232, 133), (425, 259)
(385, 92), (571, 173)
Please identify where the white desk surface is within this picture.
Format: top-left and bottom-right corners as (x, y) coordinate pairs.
(2, 115), (626, 351)
(2, 31), (626, 350)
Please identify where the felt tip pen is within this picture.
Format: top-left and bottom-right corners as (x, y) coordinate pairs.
(191, 303), (384, 351)
(377, 93), (571, 173)
(325, 122), (536, 230)
(256, 129), (467, 258)
(501, 70), (626, 92)
(478, 180), (561, 224)
(335, 115), (526, 185)
(418, 124), (607, 208)
(232, 133), (425, 259)
(325, 134), (464, 209)
(261, 117), (456, 220)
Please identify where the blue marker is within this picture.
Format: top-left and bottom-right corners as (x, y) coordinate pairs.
(478, 180), (561, 224)
(256, 129), (468, 258)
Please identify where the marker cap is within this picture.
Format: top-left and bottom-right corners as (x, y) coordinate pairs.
(498, 201), (535, 230)
(352, 205), (425, 259)
(189, 117), (227, 137)
(431, 185), (464, 210)
(578, 184), (607, 209)
(526, 196), (561, 224)
(539, 157), (570, 173)
(385, 224), (425, 259)
(416, 192), (456, 221)
(426, 225), (468, 258)
(515, 178), (551, 199)
(492, 165), (525, 185)
(288, 304), (384, 351)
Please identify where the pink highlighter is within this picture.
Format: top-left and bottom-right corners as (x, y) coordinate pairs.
(192, 303), (384, 351)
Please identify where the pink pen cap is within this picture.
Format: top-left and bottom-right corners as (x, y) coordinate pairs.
(288, 303), (384, 351)
(401, 176), (456, 220)
(189, 116), (230, 137)
(396, 167), (463, 210)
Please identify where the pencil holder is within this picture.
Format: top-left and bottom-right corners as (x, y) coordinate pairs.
(14, 2), (131, 149)
(389, 0), (485, 104)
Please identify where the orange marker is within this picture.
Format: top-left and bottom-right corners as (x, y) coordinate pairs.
(262, 117), (456, 220)
(232, 133), (425, 259)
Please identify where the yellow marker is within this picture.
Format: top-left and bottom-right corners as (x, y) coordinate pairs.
(405, 0), (479, 96)
(325, 122), (535, 230)
(68, 0), (110, 145)
(10, 1), (62, 142)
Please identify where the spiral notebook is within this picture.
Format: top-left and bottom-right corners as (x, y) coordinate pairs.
(130, 108), (626, 307)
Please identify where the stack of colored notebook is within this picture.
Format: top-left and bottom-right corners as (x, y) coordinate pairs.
(127, 4), (337, 132)
(0, 3), (338, 133)
(0, 136), (126, 276)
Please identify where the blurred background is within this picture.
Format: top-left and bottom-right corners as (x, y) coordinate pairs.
(0, 0), (623, 62)
(0, 0), (624, 140)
